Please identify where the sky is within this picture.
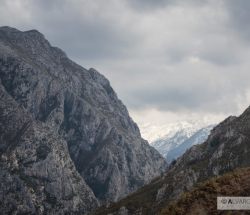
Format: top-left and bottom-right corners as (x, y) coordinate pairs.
(1, 0), (250, 133)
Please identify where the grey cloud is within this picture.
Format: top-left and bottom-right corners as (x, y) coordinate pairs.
(124, 78), (248, 114)
(0, 0), (250, 120)
(127, 0), (171, 10)
(198, 43), (243, 66)
(31, 0), (63, 10)
(46, 23), (135, 60)
(127, 0), (208, 11)
(13, 0), (140, 60)
(225, 0), (250, 41)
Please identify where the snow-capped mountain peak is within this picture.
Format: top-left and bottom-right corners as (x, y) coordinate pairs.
(151, 124), (215, 163)
(138, 120), (215, 163)
(140, 120), (209, 143)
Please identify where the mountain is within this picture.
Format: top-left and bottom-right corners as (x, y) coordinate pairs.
(0, 26), (167, 214)
(94, 168), (250, 215)
(152, 125), (214, 163)
(94, 105), (250, 214)
(0, 83), (99, 214)
(140, 120), (214, 143)
(161, 167), (250, 215)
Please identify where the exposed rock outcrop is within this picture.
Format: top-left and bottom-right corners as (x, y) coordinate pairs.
(94, 105), (250, 214)
(0, 26), (166, 213)
(0, 84), (99, 214)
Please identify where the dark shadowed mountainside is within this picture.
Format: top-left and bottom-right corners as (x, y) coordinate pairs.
(0, 26), (167, 214)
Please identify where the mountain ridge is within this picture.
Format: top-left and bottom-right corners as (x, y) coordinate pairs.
(152, 124), (214, 163)
(161, 167), (250, 214)
(0, 26), (167, 214)
(94, 106), (250, 214)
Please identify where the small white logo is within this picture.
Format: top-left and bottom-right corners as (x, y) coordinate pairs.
(218, 197), (250, 210)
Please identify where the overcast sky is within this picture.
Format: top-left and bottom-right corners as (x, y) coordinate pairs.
(1, 0), (250, 128)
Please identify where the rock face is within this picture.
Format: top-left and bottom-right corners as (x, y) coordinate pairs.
(0, 84), (99, 214)
(0, 26), (167, 213)
(95, 105), (250, 214)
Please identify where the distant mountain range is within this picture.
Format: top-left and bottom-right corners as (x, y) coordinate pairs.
(140, 120), (216, 143)
(95, 106), (250, 214)
(151, 124), (214, 163)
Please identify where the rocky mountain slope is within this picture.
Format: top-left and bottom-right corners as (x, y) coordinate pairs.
(94, 168), (250, 215)
(152, 125), (214, 163)
(0, 26), (166, 213)
(94, 105), (250, 214)
(161, 167), (250, 215)
(0, 83), (99, 214)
